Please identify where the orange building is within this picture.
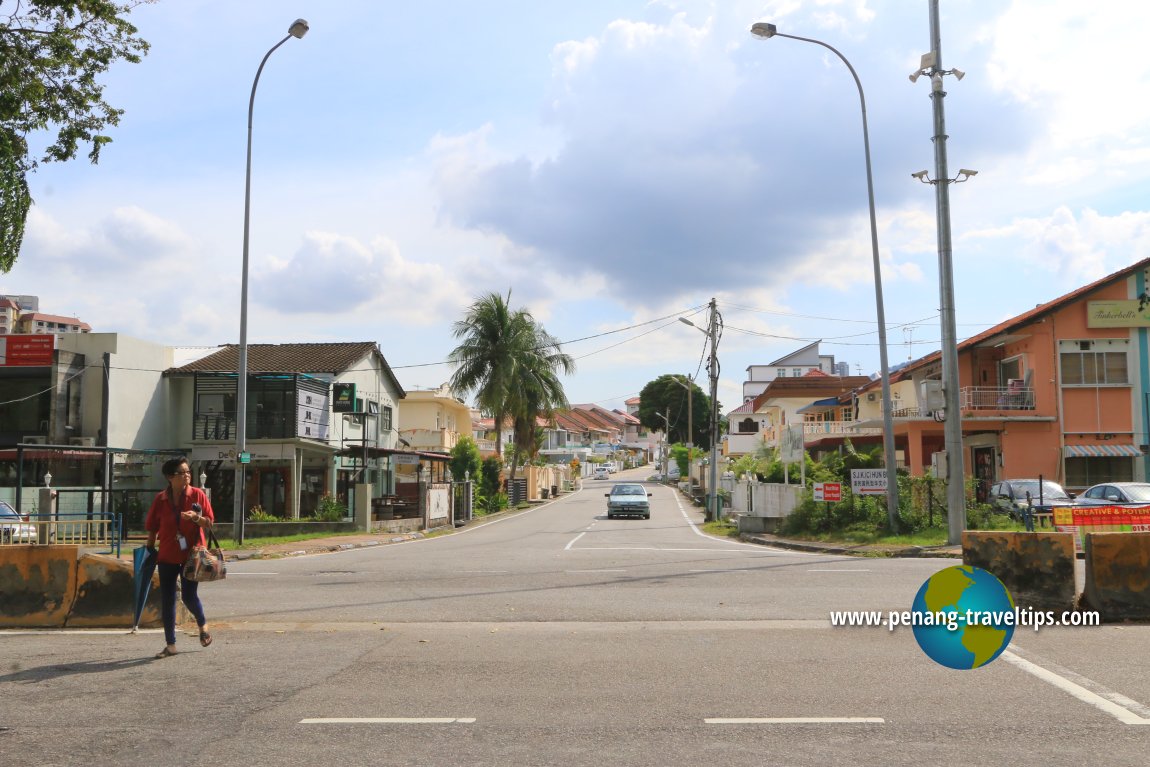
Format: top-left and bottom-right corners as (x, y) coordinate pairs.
(855, 258), (1150, 498)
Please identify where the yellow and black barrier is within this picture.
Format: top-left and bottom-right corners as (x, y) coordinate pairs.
(962, 531), (1077, 612)
(1083, 532), (1150, 621)
(0, 545), (163, 628)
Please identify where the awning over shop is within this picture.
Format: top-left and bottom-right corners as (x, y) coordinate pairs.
(1063, 444), (1142, 458)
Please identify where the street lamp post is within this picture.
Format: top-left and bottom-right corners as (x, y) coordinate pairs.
(656, 410), (671, 480)
(679, 298), (722, 522)
(235, 18), (309, 545)
(750, 22), (900, 530)
(670, 374), (694, 450)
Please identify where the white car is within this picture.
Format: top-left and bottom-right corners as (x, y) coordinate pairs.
(603, 462), (618, 474)
(593, 467), (610, 480)
(0, 501), (35, 544)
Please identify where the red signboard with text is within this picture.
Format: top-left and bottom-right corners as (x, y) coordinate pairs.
(0, 335), (55, 366)
(1053, 504), (1150, 549)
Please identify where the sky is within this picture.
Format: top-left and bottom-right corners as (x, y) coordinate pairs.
(7, 0), (1150, 420)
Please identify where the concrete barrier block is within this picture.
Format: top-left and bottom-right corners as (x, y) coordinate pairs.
(69, 552), (162, 628)
(0, 545), (80, 627)
(1083, 532), (1150, 621)
(962, 531), (1077, 612)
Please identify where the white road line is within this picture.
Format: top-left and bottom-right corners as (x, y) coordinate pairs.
(670, 492), (814, 554)
(807, 569), (871, 572)
(460, 570), (510, 574)
(689, 568), (750, 573)
(564, 532), (587, 550)
(575, 547), (750, 552)
(566, 569), (627, 573)
(299, 718), (476, 724)
(706, 717), (884, 724)
(1001, 650), (1150, 725)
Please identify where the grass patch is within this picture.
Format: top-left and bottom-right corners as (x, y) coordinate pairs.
(213, 530), (368, 549)
(703, 519), (741, 538)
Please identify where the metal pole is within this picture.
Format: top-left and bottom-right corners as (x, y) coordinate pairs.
(926, 0), (967, 544)
(750, 25), (899, 528)
(235, 24), (306, 545)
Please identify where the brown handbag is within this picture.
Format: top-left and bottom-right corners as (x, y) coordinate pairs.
(183, 528), (227, 582)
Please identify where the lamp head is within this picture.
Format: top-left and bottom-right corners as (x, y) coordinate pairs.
(288, 18), (309, 39)
(750, 22), (778, 39)
(678, 317), (696, 328)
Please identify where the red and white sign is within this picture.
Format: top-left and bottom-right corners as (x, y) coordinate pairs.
(813, 482), (842, 502)
(0, 335), (55, 366)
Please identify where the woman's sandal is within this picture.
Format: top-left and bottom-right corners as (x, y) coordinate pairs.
(155, 645), (178, 658)
(199, 629), (212, 648)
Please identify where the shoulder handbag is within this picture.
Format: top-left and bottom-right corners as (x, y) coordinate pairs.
(183, 527), (227, 582)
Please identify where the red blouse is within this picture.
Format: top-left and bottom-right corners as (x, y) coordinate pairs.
(144, 486), (215, 565)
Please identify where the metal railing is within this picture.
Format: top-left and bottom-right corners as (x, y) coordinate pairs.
(960, 386), (1035, 411)
(0, 513), (122, 556)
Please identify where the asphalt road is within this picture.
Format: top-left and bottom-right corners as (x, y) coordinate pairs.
(3, 468), (1149, 766)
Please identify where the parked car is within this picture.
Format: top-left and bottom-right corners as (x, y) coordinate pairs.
(603, 462), (618, 474)
(988, 479), (1075, 522)
(605, 483), (652, 519)
(1075, 482), (1150, 506)
(593, 467), (610, 480)
(0, 500), (36, 544)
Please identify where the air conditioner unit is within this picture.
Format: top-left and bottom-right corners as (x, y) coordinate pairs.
(23, 436), (49, 445)
(69, 437), (96, 447)
(866, 392), (877, 402)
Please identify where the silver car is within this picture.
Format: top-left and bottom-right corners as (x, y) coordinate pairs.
(605, 483), (652, 520)
(0, 501), (36, 544)
(1075, 482), (1150, 507)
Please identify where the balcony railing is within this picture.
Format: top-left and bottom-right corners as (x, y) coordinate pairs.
(402, 428), (460, 451)
(194, 412), (300, 441)
(960, 386), (1035, 411)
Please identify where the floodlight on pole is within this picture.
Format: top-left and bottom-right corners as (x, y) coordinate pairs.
(235, 18), (309, 545)
(911, 0), (969, 546)
(750, 21), (900, 529)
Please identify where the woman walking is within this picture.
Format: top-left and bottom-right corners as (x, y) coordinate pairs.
(145, 457), (214, 657)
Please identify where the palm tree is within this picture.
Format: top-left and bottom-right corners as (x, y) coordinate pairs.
(448, 292), (574, 478)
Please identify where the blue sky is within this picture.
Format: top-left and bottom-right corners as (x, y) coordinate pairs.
(7, 0), (1150, 415)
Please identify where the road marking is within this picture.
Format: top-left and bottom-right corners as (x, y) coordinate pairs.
(671, 493), (815, 554)
(689, 568), (750, 573)
(1001, 650), (1150, 725)
(564, 532), (587, 550)
(807, 568), (871, 572)
(299, 717), (476, 724)
(706, 717), (884, 724)
(566, 569), (627, 573)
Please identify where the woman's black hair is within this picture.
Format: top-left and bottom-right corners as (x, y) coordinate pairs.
(161, 456), (190, 477)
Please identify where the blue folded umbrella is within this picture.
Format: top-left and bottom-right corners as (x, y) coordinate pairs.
(132, 546), (158, 632)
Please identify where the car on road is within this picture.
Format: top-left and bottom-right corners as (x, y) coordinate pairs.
(593, 467), (610, 480)
(0, 500), (35, 544)
(605, 483), (652, 519)
(603, 462), (618, 474)
(988, 479), (1075, 522)
(1075, 482), (1150, 507)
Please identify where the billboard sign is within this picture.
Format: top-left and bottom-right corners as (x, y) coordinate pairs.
(0, 334), (55, 366)
(850, 469), (887, 495)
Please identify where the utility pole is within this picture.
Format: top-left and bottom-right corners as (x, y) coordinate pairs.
(925, 0), (966, 544)
(706, 298), (721, 522)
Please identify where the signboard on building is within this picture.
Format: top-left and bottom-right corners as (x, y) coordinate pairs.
(392, 453), (421, 465)
(850, 469), (888, 496)
(813, 482), (842, 502)
(296, 390), (330, 440)
(332, 382), (357, 412)
(1086, 300), (1150, 328)
(0, 334), (55, 366)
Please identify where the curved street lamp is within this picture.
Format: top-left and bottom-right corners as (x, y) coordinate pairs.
(235, 18), (309, 545)
(749, 22), (900, 529)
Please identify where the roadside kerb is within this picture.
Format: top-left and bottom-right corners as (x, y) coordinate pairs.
(962, 531), (1077, 613)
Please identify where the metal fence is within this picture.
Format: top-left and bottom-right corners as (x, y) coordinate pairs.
(0, 512), (121, 556)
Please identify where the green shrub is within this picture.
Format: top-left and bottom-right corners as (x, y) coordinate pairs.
(247, 505), (278, 522)
(308, 494), (347, 522)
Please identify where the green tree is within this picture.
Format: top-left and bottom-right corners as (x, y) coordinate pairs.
(448, 435), (482, 483)
(1, 1), (154, 270)
(448, 291), (574, 483)
(636, 374), (714, 448)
